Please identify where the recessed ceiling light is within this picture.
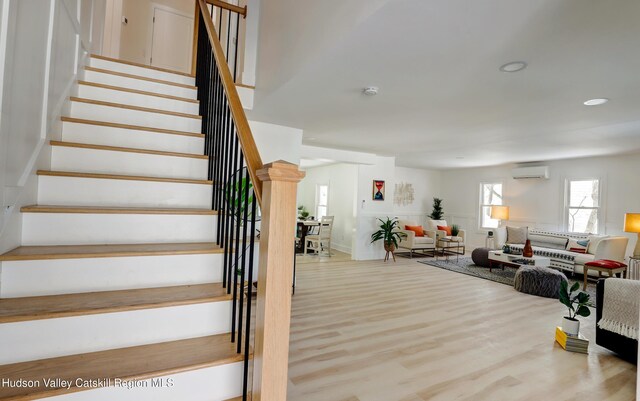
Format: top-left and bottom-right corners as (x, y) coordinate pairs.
(499, 61), (527, 73)
(362, 87), (379, 96)
(583, 98), (609, 106)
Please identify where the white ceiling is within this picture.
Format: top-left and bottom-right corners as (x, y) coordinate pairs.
(249, 0), (640, 169)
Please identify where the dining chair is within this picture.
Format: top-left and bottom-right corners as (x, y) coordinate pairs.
(304, 216), (334, 256)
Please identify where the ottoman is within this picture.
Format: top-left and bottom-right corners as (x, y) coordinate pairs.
(514, 266), (568, 299)
(471, 247), (491, 267)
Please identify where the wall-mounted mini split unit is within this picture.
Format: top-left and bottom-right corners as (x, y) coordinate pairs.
(511, 166), (550, 179)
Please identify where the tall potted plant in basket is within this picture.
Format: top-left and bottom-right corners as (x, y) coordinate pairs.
(370, 217), (406, 262)
(558, 280), (591, 336)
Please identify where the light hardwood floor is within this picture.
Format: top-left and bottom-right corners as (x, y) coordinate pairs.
(288, 256), (637, 401)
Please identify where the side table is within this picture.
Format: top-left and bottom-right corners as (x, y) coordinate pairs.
(485, 236), (496, 250)
(629, 257), (640, 281)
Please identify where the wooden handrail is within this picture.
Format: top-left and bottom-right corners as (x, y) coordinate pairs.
(206, 0), (247, 18)
(196, 0), (263, 206)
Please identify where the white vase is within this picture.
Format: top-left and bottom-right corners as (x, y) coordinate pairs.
(562, 317), (580, 336)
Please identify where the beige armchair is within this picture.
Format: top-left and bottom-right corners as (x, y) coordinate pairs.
(396, 219), (436, 258)
(426, 219), (466, 244)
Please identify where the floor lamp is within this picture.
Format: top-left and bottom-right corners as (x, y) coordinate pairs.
(624, 213), (640, 258)
(491, 205), (510, 228)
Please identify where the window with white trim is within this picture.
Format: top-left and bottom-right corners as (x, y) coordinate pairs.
(565, 179), (600, 234)
(479, 182), (503, 229)
(315, 184), (329, 220)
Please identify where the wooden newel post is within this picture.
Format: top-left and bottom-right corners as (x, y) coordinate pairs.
(252, 161), (305, 401)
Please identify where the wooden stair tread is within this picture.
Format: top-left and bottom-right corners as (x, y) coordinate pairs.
(70, 96), (202, 119)
(78, 80), (199, 103)
(85, 66), (197, 90)
(0, 334), (242, 400)
(91, 54), (196, 78)
(0, 283), (230, 323)
(61, 117), (204, 138)
(0, 242), (221, 261)
(20, 205), (218, 215)
(37, 170), (213, 185)
(50, 140), (208, 159)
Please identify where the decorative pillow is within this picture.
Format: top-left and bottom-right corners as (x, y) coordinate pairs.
(405, 225), (424, 237)
(566, 238), (589, 253)
(427, 219), (447, 231)
(437, 225), (452, 236)
(587, 235), (609, 255)
(506, 226), (528, 244)
(529, 233), (568, 250)
(585, 260), (627, 269)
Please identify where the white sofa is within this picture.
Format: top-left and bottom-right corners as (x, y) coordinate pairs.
(496, 228), (629, 275)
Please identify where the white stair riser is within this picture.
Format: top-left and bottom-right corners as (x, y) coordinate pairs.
(22, 213), (217, 245)
(0, 254), (224, 297)
(84, 69), (197, 99)
(89, 57), (196, 86)
(0, 302), (231, 364)
(51, 146), (208, 180)
(38, 176), (212, 208)
(70, 102), (201, 133)
(46, 363), (243, 401)
(77, 84), (199, 115)
(62, 121), (204, 154)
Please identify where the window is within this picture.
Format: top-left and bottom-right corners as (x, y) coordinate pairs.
(565, 179), (600, 234)
(479, 182), (503, 229)
(315, 184), (329, 220)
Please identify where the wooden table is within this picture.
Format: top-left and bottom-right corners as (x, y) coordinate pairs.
(295, 221), (319, 254)
(583, 264), (627, 290)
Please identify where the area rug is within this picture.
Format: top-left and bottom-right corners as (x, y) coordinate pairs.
(419, 256), (597, 305)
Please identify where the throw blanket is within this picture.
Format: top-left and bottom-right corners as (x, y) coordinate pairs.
(598, 278), (640, 340)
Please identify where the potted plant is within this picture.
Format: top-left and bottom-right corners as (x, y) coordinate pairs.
(297, 205), (310, 220)
(451, 224), (460, 237)
(558, 280), (591, 336)
(370, 217), (406, 261)
(429, 198), (444, 220)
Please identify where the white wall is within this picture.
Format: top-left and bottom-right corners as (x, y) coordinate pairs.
(353, 155), (396, 260)
(118, 0), (193, 65)
(298, 163), (357, 254)
(249, 120), (302, 165)
(393, 166), (441, 222)
(439, 153), (640, 256)
(0, 0), (105, 253)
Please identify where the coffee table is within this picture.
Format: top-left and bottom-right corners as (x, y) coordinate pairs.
(488, 250), (551, 272)
(436, 238), (465, 262)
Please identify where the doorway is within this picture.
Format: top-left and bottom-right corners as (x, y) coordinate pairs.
(149, 5), (193, 73)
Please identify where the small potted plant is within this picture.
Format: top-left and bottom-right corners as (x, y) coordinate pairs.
(451, 224), (460, 237)
(370, 217), (406, 261)
(297, 205), (310, 220)
(558, 280), (591, 336)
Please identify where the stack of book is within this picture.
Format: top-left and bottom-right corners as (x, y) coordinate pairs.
(555, 326), (589, 354)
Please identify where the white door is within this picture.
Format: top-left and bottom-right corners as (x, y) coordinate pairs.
(150, 7), (193, 73)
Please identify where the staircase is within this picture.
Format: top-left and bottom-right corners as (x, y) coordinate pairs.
(0, 55), (245, 400)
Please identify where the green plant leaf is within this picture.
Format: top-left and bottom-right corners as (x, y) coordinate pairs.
(570, 282), (580, 293)
(576, 305), (591, 317)
(576, 292), (590, 304)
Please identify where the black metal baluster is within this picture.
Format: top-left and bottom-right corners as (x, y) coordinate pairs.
(225, 134), (239, 294)
(237, 167), (250, 353)
(233, 12), (240, 82)
(231, 151), (244, 343)
(243, 197), (257, 401)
